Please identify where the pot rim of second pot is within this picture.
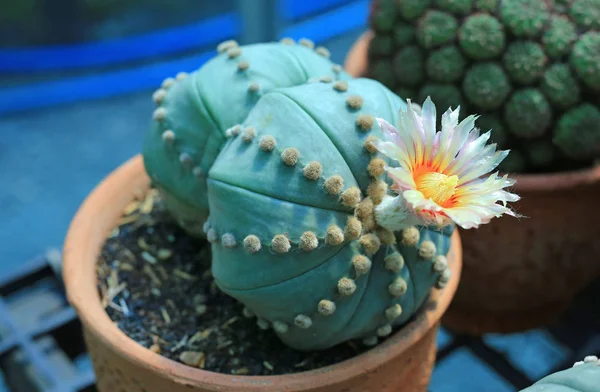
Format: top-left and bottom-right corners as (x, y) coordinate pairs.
(62, 154), (462, 391)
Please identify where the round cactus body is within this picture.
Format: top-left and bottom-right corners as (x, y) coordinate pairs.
(142, 40), (454, 351)
(520, 356), (600, 391)
(459, 13), (505, 60)
(367, 0), (600, 173)
(143, 40), (351, 236)
(206, 79), (453, 351)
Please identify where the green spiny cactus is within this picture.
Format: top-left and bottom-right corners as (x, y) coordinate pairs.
(143, 39), (351, 236)
(368, 0), (600, 173)
(142, 40), (455, 351)
(520, 355), (600, 391)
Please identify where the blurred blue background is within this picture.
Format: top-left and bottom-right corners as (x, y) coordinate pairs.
(1, 1), (598, 391)
(0, 0), (368, 278)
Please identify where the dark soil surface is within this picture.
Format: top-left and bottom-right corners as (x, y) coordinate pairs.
(97, 189), (368, 376)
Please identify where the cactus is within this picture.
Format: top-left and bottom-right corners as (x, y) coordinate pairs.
(143, 39), (351, 236)
(204, 78), (458, 351)
(520, 355), (600, 391)
(368, 0), (600, 173)
(143, 39), (516, 351)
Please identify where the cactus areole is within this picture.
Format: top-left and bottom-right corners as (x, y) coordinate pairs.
(142, 39), (518, 351)
(368, 0), (600, 174)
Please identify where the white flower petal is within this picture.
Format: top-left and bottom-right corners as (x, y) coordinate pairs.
(439, 114), (478, 172)
(405, 99), (426, 164)
(403, 190), (444, 212)
(442, 106), (460, 136)
(421, 97), (437, 157)
(457, 149), (510, 185)
(395, 111), (419, 163)
(440, 107), (460, 145)
(387, 167), (416, 189)
(444, 207), (483, 229)
(446, 131), (492, 175)
(376, 117), (403, 146)
(373, 139), (409, 164)
(431, 132), (442, 156)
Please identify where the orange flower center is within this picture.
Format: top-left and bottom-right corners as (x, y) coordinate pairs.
(414, 171), (459, 206)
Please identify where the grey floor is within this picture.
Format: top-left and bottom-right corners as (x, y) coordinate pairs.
(0, 91), (152, 275)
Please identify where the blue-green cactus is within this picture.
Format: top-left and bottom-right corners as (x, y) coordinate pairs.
(520, 355), (600, 391)
(143, 39), (352, 236)
(143, 40), (454, 351)
(205, 79), (454, 350)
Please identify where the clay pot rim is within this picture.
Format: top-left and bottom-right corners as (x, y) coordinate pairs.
(62, 154), (462, 391)
(345, 30), (600, 193)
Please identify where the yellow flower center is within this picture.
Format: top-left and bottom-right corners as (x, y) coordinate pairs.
(415, 172), (459, 206)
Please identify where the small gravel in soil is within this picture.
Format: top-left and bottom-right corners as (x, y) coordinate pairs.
(97, 189), (369, 376)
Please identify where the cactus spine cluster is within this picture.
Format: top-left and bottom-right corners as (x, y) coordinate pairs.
(143, 39), (454, 351)
(368, 0), (600, 173)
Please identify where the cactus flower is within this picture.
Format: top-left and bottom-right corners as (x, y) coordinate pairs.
(374, 97), (520, 230)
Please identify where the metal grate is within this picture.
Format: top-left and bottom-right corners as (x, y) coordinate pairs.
(0, 254), (94, 392)
(430, 277), (600, 391)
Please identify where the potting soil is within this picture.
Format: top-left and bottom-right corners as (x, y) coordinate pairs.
(97, 189), (371, 376)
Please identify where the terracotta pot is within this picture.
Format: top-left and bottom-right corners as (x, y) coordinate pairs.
(345, 32), (600, 335)
(345, 31), (373, 79)
(63, 154), (462, 392)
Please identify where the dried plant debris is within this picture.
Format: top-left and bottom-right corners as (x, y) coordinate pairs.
(97, 189), (369, 376)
